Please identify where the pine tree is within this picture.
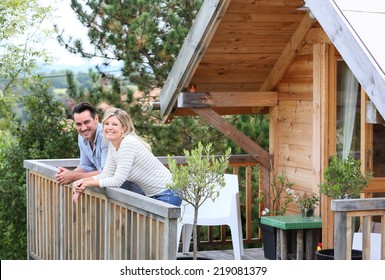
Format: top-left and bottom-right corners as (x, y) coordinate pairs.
(58, 0), (203, 93)
(58, 0), (269, 156)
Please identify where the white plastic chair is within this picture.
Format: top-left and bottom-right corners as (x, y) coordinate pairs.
(176, 174), (244, 260)
(352, 232), (381, 260)
(352, 222), (382, 260)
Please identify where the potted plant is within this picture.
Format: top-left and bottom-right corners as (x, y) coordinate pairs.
(316, 153), (372, 260)
(167, 141), (231, 260)
(319, 153), (372, 199)
(297, 192), (319, 220)
(258, 170), (296, 259)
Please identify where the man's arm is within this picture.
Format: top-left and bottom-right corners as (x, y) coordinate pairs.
(55, 167), (100, 185)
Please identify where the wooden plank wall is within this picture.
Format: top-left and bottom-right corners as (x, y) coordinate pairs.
(273, 43), (316, 215)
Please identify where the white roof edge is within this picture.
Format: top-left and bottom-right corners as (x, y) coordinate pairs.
(306, 0), (385, 118)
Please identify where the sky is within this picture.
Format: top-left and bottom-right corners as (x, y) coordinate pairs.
(41, 0), (91, 67)
(40, 0), (122, 69)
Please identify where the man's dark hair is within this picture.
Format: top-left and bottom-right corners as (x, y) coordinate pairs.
(72, 102), (97, 119)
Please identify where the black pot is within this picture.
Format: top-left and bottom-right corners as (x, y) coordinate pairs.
(260, 223), (276, 260)
(315, 249), (362, 260)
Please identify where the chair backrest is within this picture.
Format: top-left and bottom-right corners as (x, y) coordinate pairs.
(353, 222), (382, 260)
(180, 174), (239, 218)
(352, 233), (381, 260)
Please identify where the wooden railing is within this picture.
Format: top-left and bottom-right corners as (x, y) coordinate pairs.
(24, 155), (263, 260)
(24, 159), (180, 260)
(332, 198), (385, 260)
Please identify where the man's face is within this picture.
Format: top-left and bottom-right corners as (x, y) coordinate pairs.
(73, 110), (99, 142)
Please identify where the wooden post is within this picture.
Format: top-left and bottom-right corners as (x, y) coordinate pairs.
(297, 229), (304, 260)
(333, 210), (347, 259)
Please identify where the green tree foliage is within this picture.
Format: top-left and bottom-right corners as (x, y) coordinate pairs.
(319, 154), (372, 199)
(64, 68), (229, 156)
(0, 79), (78, 259)
(17, 82), (79, 159)
(59, 0), (269, 157)
(0, 0), (53, 133)
(227, 114), (269, 153)
(59, 0), (203, 93)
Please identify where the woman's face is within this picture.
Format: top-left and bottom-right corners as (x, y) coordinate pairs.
(103, 115), (126, 142)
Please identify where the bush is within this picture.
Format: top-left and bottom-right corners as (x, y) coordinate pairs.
(0, 81), (78, 259)
(319, 154), (372, 199)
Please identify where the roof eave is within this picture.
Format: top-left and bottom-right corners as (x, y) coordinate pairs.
(159, 0), (231, 120)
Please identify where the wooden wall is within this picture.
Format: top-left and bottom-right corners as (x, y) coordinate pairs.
(271, 42), (317, 215)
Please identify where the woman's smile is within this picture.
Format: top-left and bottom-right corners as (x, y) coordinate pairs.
(104, 115), (126, 148)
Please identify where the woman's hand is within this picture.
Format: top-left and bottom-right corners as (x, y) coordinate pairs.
(72, 179), (87, 203)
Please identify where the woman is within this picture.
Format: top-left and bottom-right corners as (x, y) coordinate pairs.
(72, 107), (181, 206)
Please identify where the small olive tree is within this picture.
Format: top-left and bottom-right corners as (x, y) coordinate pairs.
(167, 142), (231, 260)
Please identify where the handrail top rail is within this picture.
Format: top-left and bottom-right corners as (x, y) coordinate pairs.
(24, 159), (69, 178)
(23, 155), (259, 181)
(331, 197), (385, 212)
(157, 154), (259, 166)
(102, 187), (181, 219)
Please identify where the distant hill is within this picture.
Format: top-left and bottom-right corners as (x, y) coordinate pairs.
(39, 63), (123, 75)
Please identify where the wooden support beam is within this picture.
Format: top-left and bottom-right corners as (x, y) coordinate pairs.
(260, 12), (316, 91)
(305, 27), (332, 44)
(178, 91), (278, 108)
(173, 107), (268, 117)
(191, 108), (271, 170)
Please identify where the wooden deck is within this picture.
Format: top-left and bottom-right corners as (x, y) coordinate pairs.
(177, 248), (268, 260)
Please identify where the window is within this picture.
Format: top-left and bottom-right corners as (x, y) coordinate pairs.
(336, 61), (361, 159)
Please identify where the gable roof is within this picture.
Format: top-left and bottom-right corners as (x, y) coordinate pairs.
(160, 0), (385, 120)
(160, 0), (309, 119)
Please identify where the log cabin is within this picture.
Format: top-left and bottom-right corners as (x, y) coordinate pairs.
(159, 0), (385, 251)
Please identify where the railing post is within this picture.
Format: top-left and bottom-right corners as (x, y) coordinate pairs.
(332, 198), (385, 260)
(60, 184), (64, 260)
(26, 169), (30, 260)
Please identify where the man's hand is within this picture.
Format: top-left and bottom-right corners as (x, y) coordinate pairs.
(55, 167), (74, 185)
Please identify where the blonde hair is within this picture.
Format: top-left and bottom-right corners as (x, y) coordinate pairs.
(102, 108), (151, 151)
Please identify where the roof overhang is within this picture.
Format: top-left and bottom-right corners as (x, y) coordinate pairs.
(159, 0), (231, 119)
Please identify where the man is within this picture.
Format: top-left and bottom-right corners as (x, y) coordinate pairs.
(55, 102), (107, 185)
(56, 102), (144, 195)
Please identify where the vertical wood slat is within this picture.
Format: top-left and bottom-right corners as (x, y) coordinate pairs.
(245, 166), (252, 241)
(362, 216), (372, 260)
(381, 215), (385, 260)
(345, 214), (352, 260)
